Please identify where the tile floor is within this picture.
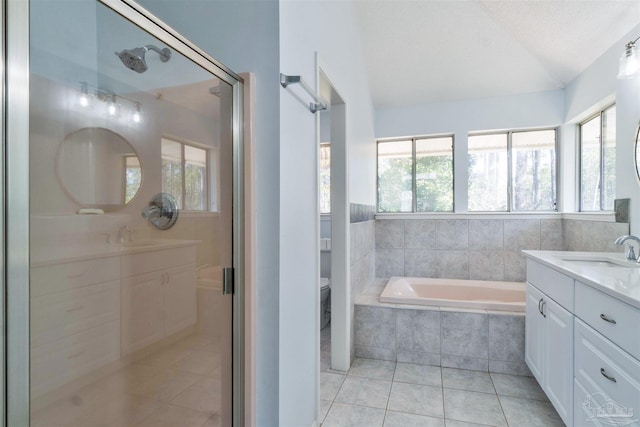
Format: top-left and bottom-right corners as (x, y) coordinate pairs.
(321, 323), (564, 427)
(31, 334), (222, 427)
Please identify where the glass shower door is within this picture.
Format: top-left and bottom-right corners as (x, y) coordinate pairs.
(22, 1), (240, 425)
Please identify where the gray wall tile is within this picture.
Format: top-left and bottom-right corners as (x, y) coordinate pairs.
(436, 251), (469, 279)
(354, 305), (396, 349)
(376, 220), (404, 249)
(376, 248), (404, 278)
(435, 220), (469, 250)
(504, 219), (540, 251)
(396, 350), (441, 366)
(396, 309), (440, 353)
(488, 314), (524, 362)
(441, 311), (488, 358)
(404, 250), (437, 277)
(504, 252), (526, 282)
(355, 345), (396, 361)
(468, 220), (503, 251)
(489, 360), (532, 377)
(404, 220), (436, 249)
(540, 219), (563, 250)
(469, 251), (504, 281)
(441, 355), (489, 372)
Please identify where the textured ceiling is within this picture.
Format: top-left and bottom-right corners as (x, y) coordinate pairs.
(354, 0), (640, 108)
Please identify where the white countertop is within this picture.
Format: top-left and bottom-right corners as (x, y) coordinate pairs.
(31, 239), (200, 267)
(523, 250), (640, 309)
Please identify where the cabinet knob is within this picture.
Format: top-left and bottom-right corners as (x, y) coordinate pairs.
(600, 314), (616, 324)
(600, 368), (617, 383)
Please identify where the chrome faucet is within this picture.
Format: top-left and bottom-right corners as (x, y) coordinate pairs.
(118, 225), (133, 243)
(614, 235), (640, 262)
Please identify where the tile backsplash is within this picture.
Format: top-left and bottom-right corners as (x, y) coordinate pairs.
(375, 218), (629, 282)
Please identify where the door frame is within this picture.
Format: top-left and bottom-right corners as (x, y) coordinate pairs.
(4, 0), (246, 424)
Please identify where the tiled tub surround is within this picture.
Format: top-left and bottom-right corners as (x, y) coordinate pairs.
(354, 283), (530, 376)
(376, 218), (628, 282)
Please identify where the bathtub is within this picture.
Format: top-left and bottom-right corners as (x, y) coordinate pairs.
(380, 276), (525, 312)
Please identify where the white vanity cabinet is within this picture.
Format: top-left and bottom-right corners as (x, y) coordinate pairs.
(121, 246), (197, 355)
(525, 261), (574, 426)
(525, 251), (640, 427)
(30, 257), (121, 397)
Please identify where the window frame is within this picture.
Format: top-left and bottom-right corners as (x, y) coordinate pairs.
(467, 127), (558, 212)
(161, 136), (211, 212)
(578, 104), (616, 212)
(376, 134), (455, 213)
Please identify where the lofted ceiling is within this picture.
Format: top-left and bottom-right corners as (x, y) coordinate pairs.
(354, 0), (640, 108)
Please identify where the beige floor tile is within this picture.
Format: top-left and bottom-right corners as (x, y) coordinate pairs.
(135, 403), (211, 427)
(129, 369), (202, 402)
(171, 383), (221, 413)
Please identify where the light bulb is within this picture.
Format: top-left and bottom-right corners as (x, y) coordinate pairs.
(132, 103), (142, 124)
(618, 43), (639, 79)
(107, 95), (119, 116)
(78, 82), (91, 108)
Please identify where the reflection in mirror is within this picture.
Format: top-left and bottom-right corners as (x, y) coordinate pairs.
(57, 127), (142, 210)
(636, 123), (640, 181)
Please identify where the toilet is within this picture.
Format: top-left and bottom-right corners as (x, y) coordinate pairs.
(320, 277), (331, 329)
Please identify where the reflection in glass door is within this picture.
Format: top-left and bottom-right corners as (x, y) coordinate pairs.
(22, 1), (241, 425)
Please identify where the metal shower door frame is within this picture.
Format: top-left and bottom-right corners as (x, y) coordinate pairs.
(4, 0), (245, 425)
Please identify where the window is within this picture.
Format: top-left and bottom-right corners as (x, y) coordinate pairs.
(161, 138), (209, 211)
(124, 155), (141, 204)
(319, 143), (331, 213)
(377, 136), (454, 212)
(468, 129), (556, 212)
(580, 105), (616, 211)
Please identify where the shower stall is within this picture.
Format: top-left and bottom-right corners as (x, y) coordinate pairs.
(4, 0), (245, 425)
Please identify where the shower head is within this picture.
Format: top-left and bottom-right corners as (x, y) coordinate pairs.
(115, 45), (172, 74)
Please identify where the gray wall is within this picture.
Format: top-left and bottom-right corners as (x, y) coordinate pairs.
(375, 218), (629, 282)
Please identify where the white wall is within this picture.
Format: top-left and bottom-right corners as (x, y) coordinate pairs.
(376, 90), (565, 211)
(279, 1), (376, 424)
(564, 24), (640, 234)
(134, 1), (281, 425)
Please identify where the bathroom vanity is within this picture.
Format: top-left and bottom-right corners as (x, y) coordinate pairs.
(30, 239), (198, 399)
(523, 250), (640, 427)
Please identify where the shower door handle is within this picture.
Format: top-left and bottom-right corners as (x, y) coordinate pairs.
(223, 267), (235, 295)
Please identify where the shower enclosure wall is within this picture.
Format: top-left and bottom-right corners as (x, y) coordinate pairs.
(4, 0), (245, 425)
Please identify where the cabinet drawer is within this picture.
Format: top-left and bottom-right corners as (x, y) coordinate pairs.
(121, 246), (196, 277)
(575, 282), (640, 360)
(31, 257), (120, 297)
(31, 281), (120, 347)
(526, 259), (573, 311)
(31, 320), (120, 397)
(574, 319), (640, 415)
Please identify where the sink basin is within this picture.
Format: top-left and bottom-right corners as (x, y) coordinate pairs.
(558, 256), (639, 268)
(122, 240), (163, 248)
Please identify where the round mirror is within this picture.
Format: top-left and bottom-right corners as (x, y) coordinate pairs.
(57, 127), (142, 210)
(636, 123), (640, 181)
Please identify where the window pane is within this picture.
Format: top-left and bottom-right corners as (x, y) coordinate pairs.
(603, 106), (616, 210)
(468, 134), (508, 211)
(378, 140), (413, 212)
(415, 137), (453, 211)
(319, 144), (331, 213)
(184, 145), (207, 210)
(161, 138), (183, 207)
(580, 115), (601, 211)
(124, 156), (141, 204)
(512, 130), (556, 211)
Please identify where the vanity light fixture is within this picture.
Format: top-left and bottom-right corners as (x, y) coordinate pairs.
(617, 36), (640, 79)
(78, 82), (91, 108)
(77, 82), (142, 123)
(107, 94), (120, 116)
(132, 102), (142, 124)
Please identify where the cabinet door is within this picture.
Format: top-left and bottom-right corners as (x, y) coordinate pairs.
(164, 264), (197, 337)
(544, 296), (574, 426)
(121, 271), (165, 355)
(525, 283), (545, 382)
